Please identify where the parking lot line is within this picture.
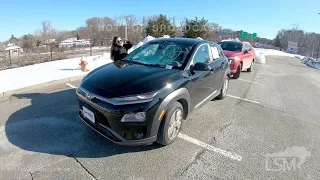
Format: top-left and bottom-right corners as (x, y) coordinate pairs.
(66, 83), (77, 89)
(178, 133), (242, 161)
(227, 95), (260, 104)
(237, 78), (262, 85)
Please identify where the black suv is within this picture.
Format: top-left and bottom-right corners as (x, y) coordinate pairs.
(77, 38), (230, 146)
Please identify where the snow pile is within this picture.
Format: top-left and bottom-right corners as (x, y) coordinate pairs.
(128, 35), (170, 54)
(143, 35), (156, 43)
(254, 48), (304, 59)
(254, 51), (266, 64)
(253, 48), (306, 64)
(0, 53), (112, 93)
(302, 57), (320, 70)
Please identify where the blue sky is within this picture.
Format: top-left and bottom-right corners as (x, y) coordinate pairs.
(0, 0), (319, 41)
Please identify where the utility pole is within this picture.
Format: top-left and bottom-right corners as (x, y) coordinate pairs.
(125, 16), (128, 39)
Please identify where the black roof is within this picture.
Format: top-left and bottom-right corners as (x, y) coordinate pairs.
(150, 38), (216, 46)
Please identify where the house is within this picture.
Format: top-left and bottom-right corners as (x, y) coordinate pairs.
(5, 43), (23, 56)
(59, 37), (90, 48)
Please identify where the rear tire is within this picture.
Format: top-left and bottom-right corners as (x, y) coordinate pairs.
(217, 75), (229, 100)
(247, 61), (254, 72)
(156, 102), (184, 145)
(233, 64), (241, 79)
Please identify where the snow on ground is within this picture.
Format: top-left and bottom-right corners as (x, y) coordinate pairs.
(0, 53), (112, 93)
(254, 48), (305, 64)
(301, 57), (320, 70)
(254, 50), (266, 64)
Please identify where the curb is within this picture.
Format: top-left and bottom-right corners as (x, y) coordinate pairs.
(1, 75), (85, 98)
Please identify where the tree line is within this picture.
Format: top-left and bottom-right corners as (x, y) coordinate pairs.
(1, 14), (245, 51)
(274, 26), (320, 58)
(3, 14), (319, 58)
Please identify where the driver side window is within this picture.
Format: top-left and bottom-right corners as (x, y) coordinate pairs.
(193, 44), (210, 65)
(244, 44), (250, 52)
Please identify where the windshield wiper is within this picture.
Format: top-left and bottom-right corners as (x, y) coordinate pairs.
(123, 60), (165, 68)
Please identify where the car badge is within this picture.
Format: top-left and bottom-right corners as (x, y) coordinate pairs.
(85, 92), (92, 100)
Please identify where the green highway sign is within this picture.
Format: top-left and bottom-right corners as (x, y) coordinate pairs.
(250, 33), (257, 39)
(239, 31), (248, 39)
(239, 31), (257, 39)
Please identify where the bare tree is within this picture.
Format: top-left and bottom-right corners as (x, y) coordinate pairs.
(86, 17), (101, 46)
(41, 21), (56, 43)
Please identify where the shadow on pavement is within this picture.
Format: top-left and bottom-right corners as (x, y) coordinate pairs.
(5, 89), (161, 158)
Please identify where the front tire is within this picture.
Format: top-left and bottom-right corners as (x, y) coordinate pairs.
(156, 102), (184, 145)
(233, 64), (241, 79)
(217, 75), (229, 100)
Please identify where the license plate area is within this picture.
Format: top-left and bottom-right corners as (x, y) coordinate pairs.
(82, 106), (95, 123)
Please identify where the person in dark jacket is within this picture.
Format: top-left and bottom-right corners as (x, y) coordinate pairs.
(110, 36), (133, 61)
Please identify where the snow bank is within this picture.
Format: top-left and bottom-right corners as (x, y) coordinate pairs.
(253, 48), (305, 64)
(0, 53), (112, 93)
(254, 48), (304, 59)
(301, 57), (320, 70)
(254, 51), (266, 64)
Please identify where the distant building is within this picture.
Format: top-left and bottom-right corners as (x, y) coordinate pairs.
(59, 37), (90, 48)
(5, 42), (23, 56)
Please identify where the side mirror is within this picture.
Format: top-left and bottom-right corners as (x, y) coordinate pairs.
(191, 62), (211, 72)
(244, 50), (249, 54)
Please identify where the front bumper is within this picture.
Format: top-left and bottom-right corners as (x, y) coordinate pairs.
(77, 89), (161, 146)
(229, 64), (236, 74)
(79, 114), (157, 146)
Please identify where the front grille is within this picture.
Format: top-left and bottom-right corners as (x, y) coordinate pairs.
(79, 99), (111, 128)
(79, 112), (120, 142)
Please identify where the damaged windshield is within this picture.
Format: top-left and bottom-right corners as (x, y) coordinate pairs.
(124, 41), (193, 68)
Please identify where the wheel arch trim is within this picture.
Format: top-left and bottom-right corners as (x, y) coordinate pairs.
(149, 88), (191, 137)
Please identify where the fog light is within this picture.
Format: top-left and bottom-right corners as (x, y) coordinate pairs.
(121, 112), (146, 123)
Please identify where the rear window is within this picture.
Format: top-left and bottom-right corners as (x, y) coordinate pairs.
(218, 42), (242, 52)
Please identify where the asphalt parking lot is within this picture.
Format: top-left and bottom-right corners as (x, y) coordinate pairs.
(1, 55), (320, 180)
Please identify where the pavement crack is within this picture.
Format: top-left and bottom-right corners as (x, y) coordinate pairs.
(180, 149), (205, 176)
(219, 122), (232, 133)
(29, 171), (34, 180)
(72, 156), (97, 180)
(256, 103), (293, 115)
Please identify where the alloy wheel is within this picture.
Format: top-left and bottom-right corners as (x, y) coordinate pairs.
(167, 109), (182, 140)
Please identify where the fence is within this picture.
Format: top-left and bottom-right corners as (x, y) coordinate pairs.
(0, 40), (112, 70)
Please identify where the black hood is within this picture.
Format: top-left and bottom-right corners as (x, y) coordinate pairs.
(81, 61), (181, 98)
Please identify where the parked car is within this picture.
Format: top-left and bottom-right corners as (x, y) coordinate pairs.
(77, 38), (230, 146)
(218, 41), (255, 79)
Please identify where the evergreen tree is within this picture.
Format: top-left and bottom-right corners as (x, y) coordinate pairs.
(9, 34), (19, 44)
(145, 14), (175, 37)
(274, 35), (281, 49)
(183, 17), (209, 39)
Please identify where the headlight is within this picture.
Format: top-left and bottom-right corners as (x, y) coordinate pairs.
(109, 91), (158, 105)
(229, 56), (240, 64)
(121, 112), (146, 123)
(233, 56), (240, 61)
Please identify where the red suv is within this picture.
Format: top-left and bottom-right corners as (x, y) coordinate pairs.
(218, 41), (255, 79)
